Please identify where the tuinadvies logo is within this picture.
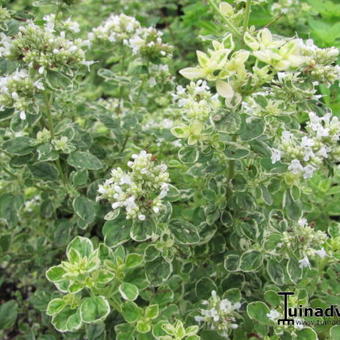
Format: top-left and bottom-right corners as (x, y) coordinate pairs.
(278, 292), (340, 326)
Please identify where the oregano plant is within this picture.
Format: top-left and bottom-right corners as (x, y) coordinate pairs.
(0, 1), (339, 340)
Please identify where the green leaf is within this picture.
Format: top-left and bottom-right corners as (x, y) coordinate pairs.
(283, 190), (302, 221)
(52, 307), (82, 332)
(115, 323), (135, 340)
(66, 236), (94, 259)
(178, 146), (199, 164)
(136, 319), (151, 334)
(125, 253), (143, 269)
(0, 300), (18, 330)
(29, 162), (59, 181)
(247, 301), (271, 325)
(195, 277), (217, 300)
(103, 217), (131, 247)
(168, 219), (200, 245)
(71, 169), (89, 187)
(37, 143), (58, 161)
(287, 256), (302, 283)
(46, 265), (66, 282)
(223, 288), (241, 303)
(96, 270), (115, 285)
(46, 298), (66, 316)
(145, 304), (159, 320)
(80, 296), (110, 323)
(130, 219), (154, 242)
(224, 142), (250, 160)
(187, 336), (200, 340)
(200, 330), (231, 340)
(145, 258), (172, 286)
(239, 250), (263, 272)
(264, 290), (281, 307)
(0, 193), (23, 227)
(266, 259), (285, 286)
(295, 328), (318, 340)
(67, 151), (103, 170)
(73, 196), (96, 224)
(0, 234), (11, 252)
(2, 136), (35, 155)
(122, 302), (143, 323)
(224, 254), (240, 271)
(330, 325), (340, 340)
(119, 282), (139, 301)
(239, 117), (265, 141)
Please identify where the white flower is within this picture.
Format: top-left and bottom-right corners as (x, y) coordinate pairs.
(97, 151), (170, 220)
(271, 148), (281, 164)
(194, 316), (205, 323)
(138, 214), (146, 221)
(299, 256), (311, 269)
(298, 218), (307, 227)
(111, 202), (122, 209)
(195, 291), (240, 336)
(34, 80), (45, 90)
(302, 164), (316, 179)
(19, 111), (26, 120)
(301, 136), (314, 148)
(267, 309), (280, 321)
(288, 159), (303, 174)
(314, 248), (327, 258)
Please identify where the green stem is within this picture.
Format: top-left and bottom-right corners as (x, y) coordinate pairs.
(243, 0), (252, 33)
(207, 0), (241, 37)
(44, 93), (68, 186)
(227, 134), (238, 182)
(110, 295), (122, 313)
(117, 45), (126, 115)
(264, 13), (284, 29)
(120, 133), (130, 154)
(55, 0), (62, 21)
(3, 166), (17, 178)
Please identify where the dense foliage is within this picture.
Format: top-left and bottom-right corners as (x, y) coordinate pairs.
(0, 1), (339, 339)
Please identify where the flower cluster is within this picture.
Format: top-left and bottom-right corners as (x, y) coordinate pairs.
(195, 291), (241, 338)
(89, 13), (140, 44)
(23, 195), (41, 213)
(271, 0), (311, 26)
(7, 21), (86, 73)
(170, 80), (222, 145)
(90, 14), (172, 60)
(172, 80), (221, 122)
(43, 14), (80, 34)
(97, 150), (170, 221)
(272, 112), (340, 179)
(0, 69), (44, 120)
(277, 218), (328, 268)
(298, 39), (340, 86)
(129, 27), (173, 60)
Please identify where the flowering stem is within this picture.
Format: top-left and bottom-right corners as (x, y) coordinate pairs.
(207, 0), (241, 37)
(243, 0), (252, 33)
